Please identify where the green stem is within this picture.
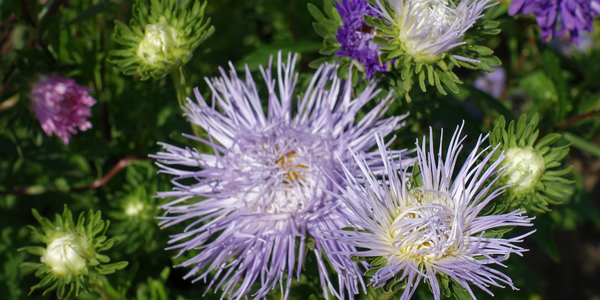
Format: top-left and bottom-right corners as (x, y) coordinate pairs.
(169, 67), (208, 148)
(170, 67), (189, 108)
(89, 275), (122, 300)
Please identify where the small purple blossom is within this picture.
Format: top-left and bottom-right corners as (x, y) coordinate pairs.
(474, 66), (506, 98)
(326, 126), (534, 300)
(153, 52), (410, 300)
(31, 76), (96, 145)
(509, 0), (600, 44)
(335, 0), (388, 78)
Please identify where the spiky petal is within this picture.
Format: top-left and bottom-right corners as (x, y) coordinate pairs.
(327, 125), (534, 300)
(153, 52), (410, 300)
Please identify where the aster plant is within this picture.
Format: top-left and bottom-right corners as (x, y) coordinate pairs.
(30, 75), (96, 145)
(110, 0), (214, 80)
(364, 0), (502, 100)
(19, 206), (128, 299)
(108, 162), (164, 254)
(509, 0), (600, 44)
(109, 0), (214, 107)
(153, 52), (411, 299)
(327, 127), (534, 300)
(309, 0), (389, 79)
(489, 114), (573, 212)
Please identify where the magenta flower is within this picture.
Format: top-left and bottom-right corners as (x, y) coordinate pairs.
(152, 52), (411, 299)
(31, 76), (96, 144)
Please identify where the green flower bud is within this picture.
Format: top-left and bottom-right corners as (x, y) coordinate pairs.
(137, 17), (191, 69)
(19, 206), (128, 299)
(110, 0), (214, 80)
(108, 162), (163, 254)
(41, 234), (89, 276)
(501, 147), (546, 194)
(489, 114), (573, 213)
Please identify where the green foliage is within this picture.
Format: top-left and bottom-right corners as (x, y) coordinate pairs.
(107, 161), (167, 254)
(1, 0), (600, 299)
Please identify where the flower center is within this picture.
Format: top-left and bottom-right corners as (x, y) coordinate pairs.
(231, 126), (332, 215)
(41, 234), (89, 276)
(399, 0), (456, 63)
(275, 150), (309, 183)
(501, 147), (546, 194)
(137, 17), (188, 68)
(390, 190), (457, 261)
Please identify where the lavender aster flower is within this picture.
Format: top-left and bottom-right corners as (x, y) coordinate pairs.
(335, 0), (388, 78)
(153, 52), (409, 300)
(31, 76), (96, 145)
(327, 126), (534, 299)
(509, 0), (600, 44)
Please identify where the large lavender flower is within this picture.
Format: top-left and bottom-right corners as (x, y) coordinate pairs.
(31, 76), (96, 145)
(335, 0), (388, 78)
(327, 126), (534, 300)
(509, 0), (600, 44)
(153, 52), (409, 300)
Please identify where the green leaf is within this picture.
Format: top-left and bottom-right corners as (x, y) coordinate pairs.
(542, 50), (568, 122)
(307, 4), (326, 24)
(68, 3), (116, 25)
(562, 132), (600, 157)
(234, 41), (321, 72)
(313, 22), (332, 38)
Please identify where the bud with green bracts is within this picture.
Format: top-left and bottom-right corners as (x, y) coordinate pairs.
(489, 114), (573, 213)
(109, 0), (215, 80)
(19, 206), (128, 299)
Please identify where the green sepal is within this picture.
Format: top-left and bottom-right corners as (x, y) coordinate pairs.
(488, 113), (572, 212)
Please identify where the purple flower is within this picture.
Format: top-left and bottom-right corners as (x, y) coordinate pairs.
(152, 52), (410, 300)
(549, 31), (593, 56)
(509, 0), (600, 44)
(474, 66), (506, 98)
(31, 76), (96, 145)
(326, 126), (534, 300)
(335, 0), (388, 78)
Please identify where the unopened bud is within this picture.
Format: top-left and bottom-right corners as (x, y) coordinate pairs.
(501, 147), (545, 194)
(41, 234), (89, 276)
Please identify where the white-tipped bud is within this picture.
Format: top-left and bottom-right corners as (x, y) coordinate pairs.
(125, 200), (145, 217)
(41, 234), (89, 276)
(137, 17), (189, 70)
(501, 147), (546, 193)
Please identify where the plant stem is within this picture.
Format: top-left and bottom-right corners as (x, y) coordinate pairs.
(170, 67), (189, 108)
(89, 275), (122, 300)
(169, 67), (207, 143)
